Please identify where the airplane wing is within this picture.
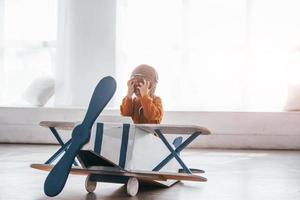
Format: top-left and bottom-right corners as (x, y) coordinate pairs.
(136, 124), (211, 135)
(40, 121), (76, 130)
(30, 164), (207, 182)
(40, 121), (211, 135)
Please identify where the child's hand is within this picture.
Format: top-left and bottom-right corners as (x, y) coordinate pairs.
(127, 79), (134, 98)
(138, 79), (150, 97)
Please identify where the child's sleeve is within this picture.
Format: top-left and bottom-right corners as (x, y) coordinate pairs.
(120, 97), (134, 116)
(140, 95), (163, 122)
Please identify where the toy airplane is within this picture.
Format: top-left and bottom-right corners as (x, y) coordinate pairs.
(30, 76), (211, 197)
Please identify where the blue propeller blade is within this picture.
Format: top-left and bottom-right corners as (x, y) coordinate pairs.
(44, 76), (116, 197)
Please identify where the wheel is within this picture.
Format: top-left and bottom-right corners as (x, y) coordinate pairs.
(85, 175), (97, 193)
(126, 177), (139, 196)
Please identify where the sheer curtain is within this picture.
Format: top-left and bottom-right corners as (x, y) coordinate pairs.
(115, 0), (300, 111)
(54, 0), (117, 107)
(0, 0), (57, 105)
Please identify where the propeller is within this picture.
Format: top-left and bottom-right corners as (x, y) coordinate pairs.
(44, 76), (116, 197)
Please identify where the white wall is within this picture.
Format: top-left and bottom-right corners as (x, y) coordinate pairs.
(55, 0), (117, 107)
(0, 107), (300, 150)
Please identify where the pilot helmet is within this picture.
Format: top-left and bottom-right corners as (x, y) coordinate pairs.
(130, 64), (158, 97)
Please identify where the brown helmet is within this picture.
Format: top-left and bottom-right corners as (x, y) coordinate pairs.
(131, 64), (158, 96)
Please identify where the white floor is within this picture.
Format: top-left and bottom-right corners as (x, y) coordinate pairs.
(0, 144), (300, 200)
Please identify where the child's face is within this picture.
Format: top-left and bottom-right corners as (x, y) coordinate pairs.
(131, 76), (152, 97)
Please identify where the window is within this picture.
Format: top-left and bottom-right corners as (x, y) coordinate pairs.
(0, 0), (57, 105)
(116, 0), (300, 111)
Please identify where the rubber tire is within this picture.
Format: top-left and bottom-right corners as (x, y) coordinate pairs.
(85, 175), (97, 193)
(126, 177), (139, 196)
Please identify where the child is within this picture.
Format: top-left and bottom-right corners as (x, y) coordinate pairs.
(120, 64), (163, 124)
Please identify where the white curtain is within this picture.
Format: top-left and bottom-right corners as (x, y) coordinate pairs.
(54, 0), (73, 106)
(0, 0), (57, 105)
(115, 0), (300, 111)
(54, 0), (117, 107)
(1, 0), (299, 110)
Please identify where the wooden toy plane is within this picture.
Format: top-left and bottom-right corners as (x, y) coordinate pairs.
(30, 76), (211, 197)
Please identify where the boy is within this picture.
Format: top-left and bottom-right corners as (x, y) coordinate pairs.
(120, 64), (163, 124)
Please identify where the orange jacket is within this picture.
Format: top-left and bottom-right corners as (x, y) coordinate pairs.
(120, 95), (163, 124)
